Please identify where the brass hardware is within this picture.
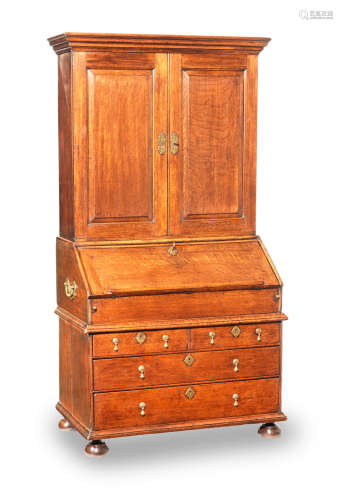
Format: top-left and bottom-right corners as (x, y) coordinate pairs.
(162, 334), (169, 349)
(209, 331), (215, 345)
(136, 332), (147, 345)
(255, 328), (262, 342)
(157, 132), (167, 155)
(112, 338), (119, 352)
(231, 326), (241, 338)
(170, 132), (179, 154)
(184, 354), (194, 367)
(274, 292), (281, 301)
(138, 365), (145, 379)
(233, 358), (239, 373)
(168, 242), (178, 256)
(92, 305), (97, 313)
(185, 387), (196, 400)
(64, 278), (77, 300)
(139, 402), (146, 416)
(232, 393), (239, 407)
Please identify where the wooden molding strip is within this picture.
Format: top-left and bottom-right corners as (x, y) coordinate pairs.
(48, 33), (271, 55)
(55, 307), (87, 332)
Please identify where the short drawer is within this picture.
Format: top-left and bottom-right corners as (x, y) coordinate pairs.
(190, 322), (280, 350)
(94, 378), (280, 429)
(93, 346), (280, 391)
(93, 329), (188, 357)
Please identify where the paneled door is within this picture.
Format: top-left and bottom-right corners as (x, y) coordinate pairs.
(169, 53), (257, 237)
(73, 52), (168, 240)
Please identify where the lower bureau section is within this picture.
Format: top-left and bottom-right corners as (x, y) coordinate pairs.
(93, 378), (280, 430)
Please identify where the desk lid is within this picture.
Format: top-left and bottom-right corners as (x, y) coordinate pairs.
(77, 238), (281, 298)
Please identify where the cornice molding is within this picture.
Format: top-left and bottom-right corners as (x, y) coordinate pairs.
(48, 32), (271, 55)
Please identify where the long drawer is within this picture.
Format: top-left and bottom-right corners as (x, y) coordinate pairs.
(90, 288), (280, 325)
(94, 378), (280, 429)
(93, 346), (279, 391)
(93, 329), (188, 357)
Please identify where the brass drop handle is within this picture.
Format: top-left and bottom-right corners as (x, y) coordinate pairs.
(232, 393), (239, 407)
(139, 402), (146, 416)
(138, 365), (145, 379)
(112, 338), (119, 351)
(233, 358), (239, 372)
(162, 334), (169, 349)
(209, 331), (215, 345)
(255, 328), (262, 342)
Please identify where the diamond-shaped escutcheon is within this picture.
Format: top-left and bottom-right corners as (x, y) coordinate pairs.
(185, 387), (196, 400)
(184, 354), (195, 366)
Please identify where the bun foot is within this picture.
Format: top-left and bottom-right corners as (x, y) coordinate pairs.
(85, 440), (109, 457)
(58, 418), (73, 431)
(258, 422), (281, 438)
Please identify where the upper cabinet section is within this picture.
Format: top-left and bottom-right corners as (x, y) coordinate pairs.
(49, 34), (270, 241)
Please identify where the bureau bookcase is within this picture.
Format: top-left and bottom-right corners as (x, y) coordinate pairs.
(48, 33), (287, 456)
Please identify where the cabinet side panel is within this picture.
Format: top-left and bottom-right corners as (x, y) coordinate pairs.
(59, 318), (72, 412)
(70, 325), (91, 428)
(58, 53), (74, 239)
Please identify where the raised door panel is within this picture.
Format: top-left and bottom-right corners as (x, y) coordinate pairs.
(169, 53), (257, 237)
(73, 52), (168, 240)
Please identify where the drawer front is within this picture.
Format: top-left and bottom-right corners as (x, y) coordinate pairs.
(191, 323), (280, 350)
(90, 288), (280, 325)
(93, 329), (188, 357)
(93, 346), (279, 391)
(94, 378), (280, 429)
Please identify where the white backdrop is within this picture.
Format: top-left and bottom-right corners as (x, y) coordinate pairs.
(1, 1), (342, 498)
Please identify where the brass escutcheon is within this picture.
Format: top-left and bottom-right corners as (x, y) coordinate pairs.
(168, 242), (178, 256)
(170, 132), (179, 154)
(158, 131), (167, 155)
(162, 334), (169, 348)
(185, 387), (196, 400)
(184, 354), (195, 367)
(136, 332), (147, 345)
(255, 328), (262, 342)
(209, 331), (215, 345)
(112, 338), (119, 352)
(138, 365), (145, 379)
(233, 358), (239, 373)
(231, 326), (241, 338)
(64, 278), (77, 300)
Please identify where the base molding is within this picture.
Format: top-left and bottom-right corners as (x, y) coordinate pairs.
(56, 402), (287, 440)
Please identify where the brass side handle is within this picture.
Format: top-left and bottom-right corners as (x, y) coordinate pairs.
(162, 334), (169, 349)
(170, 132), (179, 154)
(233, 358), (239, 372)
(232, 393), (239, 407)
(255, 328), (262, 342)
(64, 278), (77, 300)
(112, 338), (119, 351)
(138, 365), (145, 379)
(158, 131), (167, 155)
(209, 331), (215, 345)
(231, 326), (240, 338)
(139, 402), (146, 416)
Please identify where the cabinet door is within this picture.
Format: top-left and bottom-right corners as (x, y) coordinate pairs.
(73, 52), (168, 240)
(169, 53), (257, 237)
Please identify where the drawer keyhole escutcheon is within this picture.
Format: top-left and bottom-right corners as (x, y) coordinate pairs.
(112, 338), (119, 351)
(168, 242), (178, 256)
(185, 387), (196, 400)
(232, 393), (239, 407)
(255, 328), (262, 342)
(162, 334), (169, 348)
(184, 354), (195, 367)
(209, 331), (215, 345)
(136, 332), (147, 345)
(138, 365), (145, 379)
(233, 359), (239, 372)
(231, 326), (240, 338)
(64, 278), (77, 300)
(139, 402), (146, 416)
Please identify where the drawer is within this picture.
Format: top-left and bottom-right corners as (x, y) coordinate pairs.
(90, 288), (280, 325)
(93, 329), (188, 357)
(191, 322), (280, 350)
(94, 378), (280, 429)
(93, 346), (280, 391)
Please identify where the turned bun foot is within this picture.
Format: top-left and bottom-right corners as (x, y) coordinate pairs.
(258, 422), (281, 438)
(85, 440), (109, 457)
(58, 418), (73, 431)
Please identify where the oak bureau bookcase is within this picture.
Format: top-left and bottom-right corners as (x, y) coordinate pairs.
(48, 33), (287, 456)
